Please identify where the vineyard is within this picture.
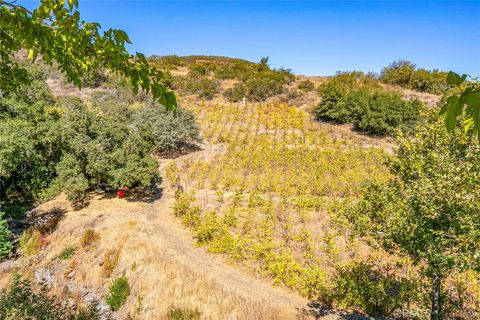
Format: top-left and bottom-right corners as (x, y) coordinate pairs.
(166, 102), (396, 300)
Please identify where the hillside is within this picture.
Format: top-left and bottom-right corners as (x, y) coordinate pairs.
(1, 56), (478, 320)
(1, 171), (310, 319)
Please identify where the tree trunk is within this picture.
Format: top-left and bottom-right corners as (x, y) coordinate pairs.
(431, 272), (442, 320)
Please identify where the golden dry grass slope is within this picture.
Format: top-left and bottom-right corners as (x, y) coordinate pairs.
(3, 176), (318, 319)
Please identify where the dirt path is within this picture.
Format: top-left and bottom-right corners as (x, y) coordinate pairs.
(137, 156), (316, 318)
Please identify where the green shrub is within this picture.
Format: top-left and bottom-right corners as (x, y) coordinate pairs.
(52, 155), (90, 202)
(315, 72), (378, 123)
(183, 74), (219, 99)
(245, 76), (284, 101)
(380, 60), (448, 94)
(410, 68), (448, 94)
(58, 246), (77, 260)
(315, 72), (422, 135)
(215, 60), (251, 80)
(188, 62), (217, 76)
(106, 276), (131, 311)
(331, 261), (418, 317)
(380, 60), (416, 88)
(224, 83), (247, 102)
(132, 105), (201, 154)
(168, 305), (201, 320)
(0, 276), (100, 319)
(297, 79), (315, 91)
(0, 213), (13, 260)
(351, 89), (422, 135)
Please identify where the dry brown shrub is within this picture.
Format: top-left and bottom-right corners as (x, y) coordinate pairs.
(80, 229), (100, 248)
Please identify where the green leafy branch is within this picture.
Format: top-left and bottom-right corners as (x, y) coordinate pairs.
(441, 71), (480, 137)
(0, 0), (176, 110)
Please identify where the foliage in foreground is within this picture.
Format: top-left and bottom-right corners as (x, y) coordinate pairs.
(0, 276), (100, 320)
(0, 0), (176, 110)
(330, 260), (419, 317)
(346, 113), (480, 319)
(440, 71), (480, 139)
(315, 72), (423, 135)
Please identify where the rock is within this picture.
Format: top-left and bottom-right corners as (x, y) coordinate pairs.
(0, 260), (19, 273)
(84, 291), (97, 304)
(67, 298), (77, 310)
(96, 301), (111, 316)
(62, 284), (70, 294)
(34, 268), (55, 287)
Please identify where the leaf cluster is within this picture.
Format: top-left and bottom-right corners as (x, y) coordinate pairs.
(441, 71), (480, 138)
(0, 0), (176, 110)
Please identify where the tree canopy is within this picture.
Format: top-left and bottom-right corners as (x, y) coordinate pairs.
(0, 72), (200, 205)
(347, 112), (480, 319)
(0, 0), (176, 110)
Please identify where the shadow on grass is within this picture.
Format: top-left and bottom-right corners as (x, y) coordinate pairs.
(97, 181), (164, 204)
(125, 183), (164, 203)
(304, 302), (382, 320)
(159, 145), (203, 160)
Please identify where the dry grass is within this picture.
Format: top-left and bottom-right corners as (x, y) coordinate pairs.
(80, 229), (100, 248)
(2, 188), (314, 319)
(382, 83), (442, 107)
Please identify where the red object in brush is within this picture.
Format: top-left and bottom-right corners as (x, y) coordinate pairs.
(117, 189), (125, 199)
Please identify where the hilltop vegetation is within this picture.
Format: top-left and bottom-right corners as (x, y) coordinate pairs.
(380, 60), (449, 94)
(151, 55), (296, 102)
(315, 72), (423, 135)
(152, 55), (446, 137)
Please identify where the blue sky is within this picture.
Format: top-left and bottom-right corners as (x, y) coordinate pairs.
(22, 1), (479, 76)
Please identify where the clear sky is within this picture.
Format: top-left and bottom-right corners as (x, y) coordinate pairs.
(21, 1), (480, 76)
